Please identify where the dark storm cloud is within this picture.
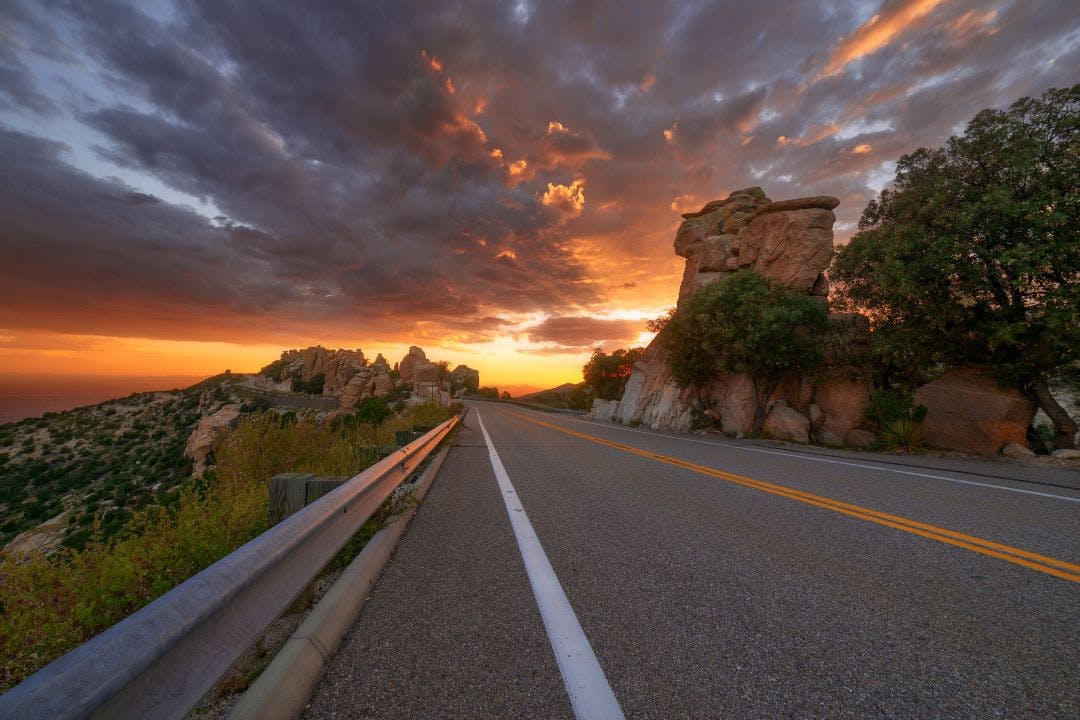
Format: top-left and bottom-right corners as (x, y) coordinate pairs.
(0, 0), (1077, 345)
(525, 316), (643, 348)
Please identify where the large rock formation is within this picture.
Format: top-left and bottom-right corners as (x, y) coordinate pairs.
(673, 188), (838, 304)
(398, 346), (427, 383)
(914, 368), (1036, 455)
(607, 188), (862, 441)
(184, 404), (241, 474)
(266, 347), (367, 394)
(340, 362), (396, 411)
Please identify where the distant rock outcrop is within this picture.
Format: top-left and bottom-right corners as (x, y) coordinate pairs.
(607, 188), (864, 440)
(398, 346), (427, 383)
(339, 362), (396, 410)
(266, 347), (367, 394)
(184, 404), (241, 474)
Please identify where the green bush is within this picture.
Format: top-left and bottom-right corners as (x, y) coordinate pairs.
(291, 373), (325, 395)
(354, 397), (392, 425)
(665, 269), (828, 433)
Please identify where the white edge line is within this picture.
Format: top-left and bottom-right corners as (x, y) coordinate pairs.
(475, 410), (625, 720)
(516, 409), (1080, 505)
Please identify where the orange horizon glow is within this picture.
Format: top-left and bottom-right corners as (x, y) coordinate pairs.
(0, 324), (662, 395)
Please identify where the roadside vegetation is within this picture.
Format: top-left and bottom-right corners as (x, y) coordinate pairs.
(831, 84), (1079, 449)
(0, 401), (455, 692)
(663, 269), (829, 433)
(583, 347), (644, 402)
(0, 378), (238, 551)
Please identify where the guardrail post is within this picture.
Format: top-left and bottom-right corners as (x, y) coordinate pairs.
(268, 473), (349, 611)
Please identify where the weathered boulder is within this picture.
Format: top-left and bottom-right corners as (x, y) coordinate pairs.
(713, 373), (757, 437)
(815, 429), (844, 446)
(750, 195), (840, 216)
(674, 188), (772, 304)
(371, 354), (391, 372)
(373, 374), (395, 397)
(398, 346), (427, 383)
(814, 377), (871, 439)
(914, 368), (1036, 455)
(1052, 448), (1080, 460)
(762, 401), (810, 443)
(590, 398), (620, 422)
(184, 404), (241, 473)
(1002, 442), (1035, 459)
(340, 370), (374, 410)
(736, 205), (836, 292)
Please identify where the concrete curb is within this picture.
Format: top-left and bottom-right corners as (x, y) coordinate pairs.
(228, 421), (461, 720)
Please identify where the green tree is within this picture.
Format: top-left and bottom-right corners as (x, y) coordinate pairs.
(830, 85), (1079, 448)
(582, 347), (645, 401)
(665, 269), (828, 432)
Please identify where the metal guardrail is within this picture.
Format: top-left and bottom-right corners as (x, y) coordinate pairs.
(0, 415), (459, 720)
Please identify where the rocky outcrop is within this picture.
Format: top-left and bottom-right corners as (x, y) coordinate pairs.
(674, 188), (838, 304)
(589, 399), (620, 422)
(398, 346), (427, 383)
(184, 404), (241, 474)
(267, 347), (367, 394)
(914, 368), (1036, 455)
(614, 187), (850, 439)
(340, 363), (395, 410)
(613, 341), (696, 432)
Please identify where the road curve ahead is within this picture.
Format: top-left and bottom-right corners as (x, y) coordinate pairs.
(305, 401), (1080, 719)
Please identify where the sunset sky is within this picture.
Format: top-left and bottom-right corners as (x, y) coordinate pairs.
(1, 0), (1077, 392)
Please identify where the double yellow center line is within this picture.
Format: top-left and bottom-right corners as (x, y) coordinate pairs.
(503, 409), (1080, 584)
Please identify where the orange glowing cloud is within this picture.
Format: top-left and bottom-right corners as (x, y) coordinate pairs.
(947, 8), (999, 42)
(541, 178), (586, 215)
(851, 143), (872, 154)
(819, 0), (946, 79)
(422, 50), (443, 74)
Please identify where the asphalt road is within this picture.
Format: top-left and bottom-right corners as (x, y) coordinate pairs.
(304, 401), (1080, 719)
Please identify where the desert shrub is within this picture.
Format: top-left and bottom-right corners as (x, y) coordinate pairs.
(879, 417), (927, 452)
(864, 387), (927, 432)
(290, 373), (325, 395)
(0, 402), (458, 691)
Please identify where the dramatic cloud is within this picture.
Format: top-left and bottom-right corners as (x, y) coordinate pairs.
(0, 0), (1076, 365)
(525, 316), (644, 348)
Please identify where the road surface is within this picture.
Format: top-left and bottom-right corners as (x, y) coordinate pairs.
(304, 401), (1080, 719)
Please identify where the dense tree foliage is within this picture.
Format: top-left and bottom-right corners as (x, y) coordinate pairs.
(831, 85), (1079, 448)
(665, 269), (828, 431)
(582, 347), (644, 401)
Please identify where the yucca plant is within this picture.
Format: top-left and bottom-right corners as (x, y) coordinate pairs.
(880, 416), (926, 452)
